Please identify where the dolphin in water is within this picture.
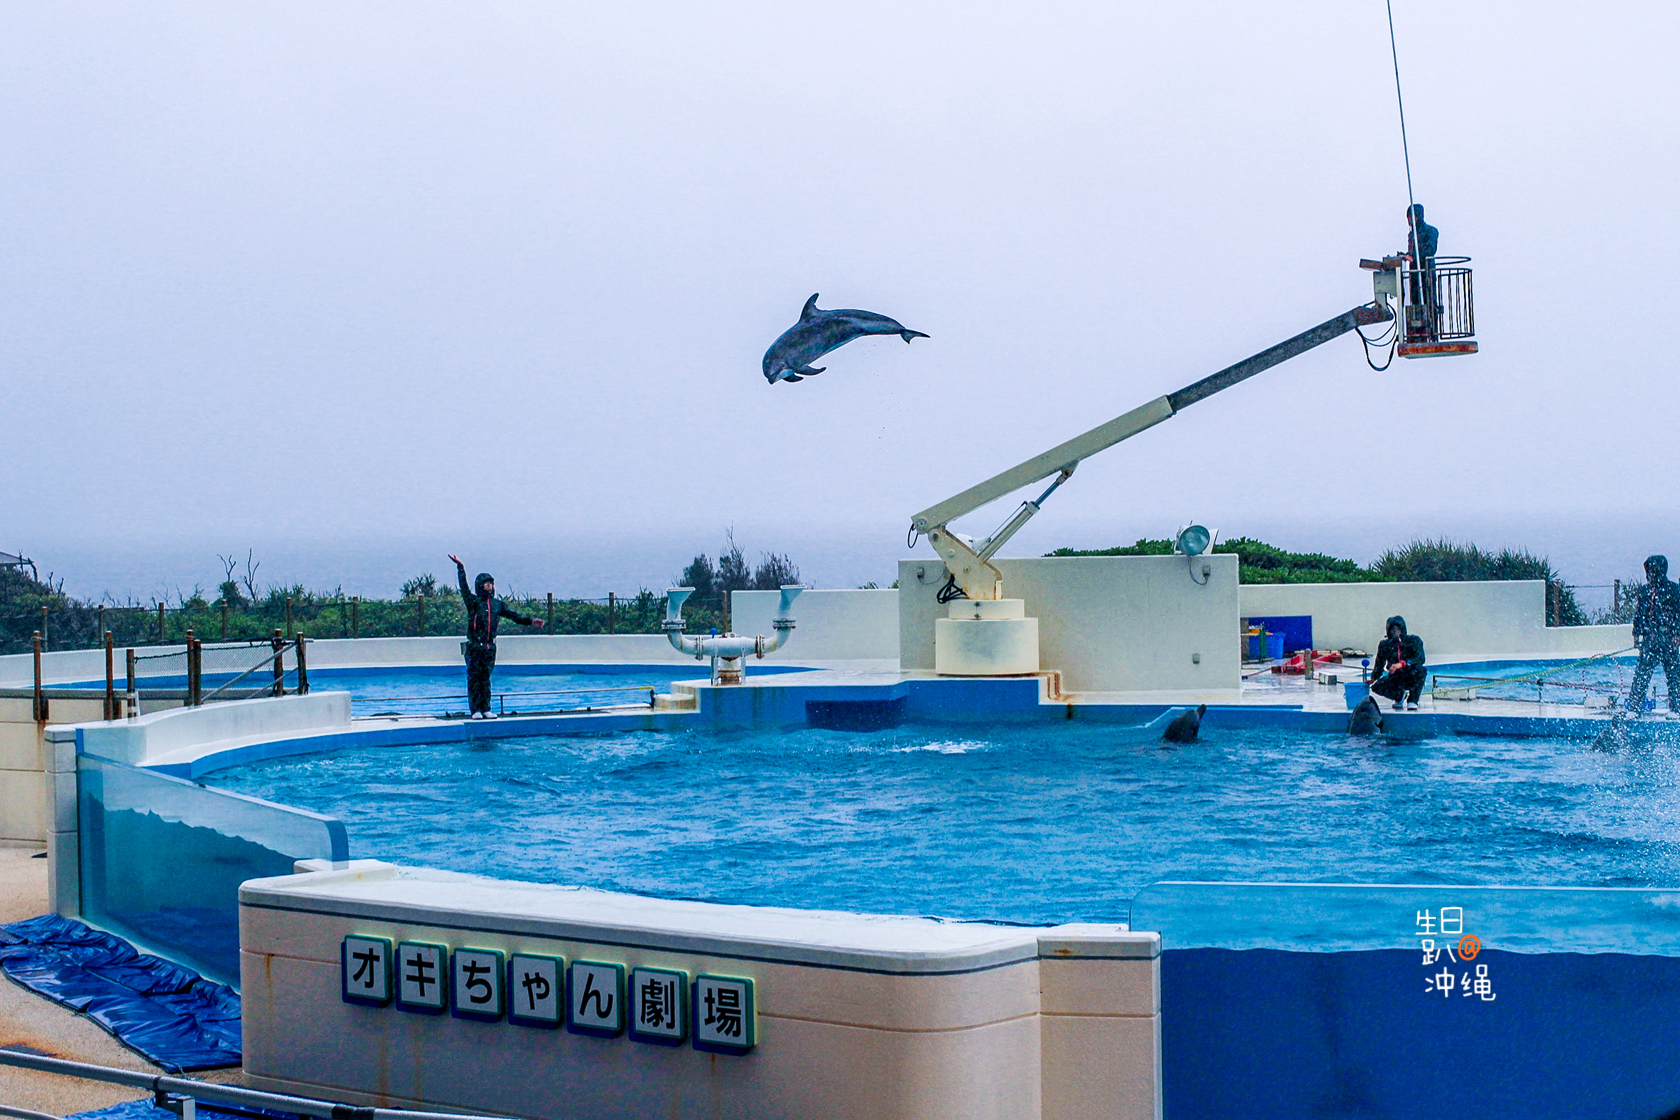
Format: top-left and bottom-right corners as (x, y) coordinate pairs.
(1591, 711), (1630, 752)
(1347, 695), (1384, 736)
(762, 294), (928, 384)
(1161, 704), (1206, 744)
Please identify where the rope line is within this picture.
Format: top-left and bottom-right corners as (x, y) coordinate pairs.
(1431, 647), (1638, 699)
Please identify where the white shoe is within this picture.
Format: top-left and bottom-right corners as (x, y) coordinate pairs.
(484, 711), (499, 720)
(1407, 702), (1420, 711)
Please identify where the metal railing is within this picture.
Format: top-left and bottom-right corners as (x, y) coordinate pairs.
(0, 1049), (513, 1120)
(16, 630), (310, 725)
(0, 591), (737, 655)
(1400, 255), (1474, 343)
(1430, 646), (1641, 707)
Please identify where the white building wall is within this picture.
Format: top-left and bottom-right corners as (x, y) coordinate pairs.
(899, 555), (1241, 693)
(1237, 580), (1632, 660)
(729, 589), (899, 661)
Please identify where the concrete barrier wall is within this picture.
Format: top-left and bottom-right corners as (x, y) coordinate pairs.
(899, 555), (1241, 693)
(1237, 580), (1632, 660)
(73, 692), (352, 769)
(0, 648), (113, 689)
(241, 862), (1162, 1120)
(730, 589), (899, 661)
(0, 697), (106, 843)
(304, 634), (699, 668)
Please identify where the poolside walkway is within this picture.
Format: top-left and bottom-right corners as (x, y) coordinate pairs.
(0, 846), (250, 1116)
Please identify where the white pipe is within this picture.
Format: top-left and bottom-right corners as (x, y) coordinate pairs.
(662, 586), (802, 660)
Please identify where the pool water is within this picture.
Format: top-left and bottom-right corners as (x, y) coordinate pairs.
(206, 720), (1680, 925)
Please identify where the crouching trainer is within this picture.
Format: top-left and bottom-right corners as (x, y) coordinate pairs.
(450, 554), (545, 718)
(1371, 615), (1427, 711)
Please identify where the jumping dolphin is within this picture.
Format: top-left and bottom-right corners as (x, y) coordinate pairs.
(1347, 695), (1384, 737)
(1161, 704), (1206, 744)
(762, 294), (928, 384)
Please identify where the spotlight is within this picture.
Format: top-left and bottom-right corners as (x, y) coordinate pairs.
(1175, 524), (1213, 556)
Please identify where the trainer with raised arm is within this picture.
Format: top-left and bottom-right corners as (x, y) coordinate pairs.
(450, 554), (545, 719)
(1627, 554), (1680, 715)
(1370, 615), (1426, 712)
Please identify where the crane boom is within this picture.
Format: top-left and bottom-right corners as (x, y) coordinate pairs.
(912, 300), (1392, 599)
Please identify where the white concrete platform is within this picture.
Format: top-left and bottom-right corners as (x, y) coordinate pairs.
(241, 862), (1163, 1120)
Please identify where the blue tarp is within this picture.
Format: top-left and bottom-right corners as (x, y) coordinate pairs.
(71, 1100), (296, 1120)
(0, 914), (241, 1072)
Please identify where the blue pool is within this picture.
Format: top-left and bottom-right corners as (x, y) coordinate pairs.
(1431, 653), (1653, 705)
(300, 664), (806, 717)
(204, 718), (1680, 926)
(316, 665), (722, 716)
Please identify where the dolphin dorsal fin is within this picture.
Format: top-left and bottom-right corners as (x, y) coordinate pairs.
(801, 293), (821, 320)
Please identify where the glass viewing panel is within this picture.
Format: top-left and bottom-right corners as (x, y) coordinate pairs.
(78, 753), (348, 987)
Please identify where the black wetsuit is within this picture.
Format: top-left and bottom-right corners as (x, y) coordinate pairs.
(1407, 203), (1441, 335)
(456, 562), (538, 715)
(1628, 555), (1680, 713)
(1370, 614), (1427, 707)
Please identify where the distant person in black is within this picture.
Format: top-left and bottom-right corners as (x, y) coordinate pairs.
(1627, 554), (1680, 715)
(1370, 615), (1427, 712)
(450, 554), (544, 719)
(1406, 203), (1441, 337)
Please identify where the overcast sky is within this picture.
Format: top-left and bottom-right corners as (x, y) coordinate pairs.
(2, 1), (1674, 602)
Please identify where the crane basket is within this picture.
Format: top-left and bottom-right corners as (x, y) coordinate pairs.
(1398, 255), (1476, 358)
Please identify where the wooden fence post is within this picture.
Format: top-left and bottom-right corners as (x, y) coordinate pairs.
(547, 592), (553, 631)
(32, 631), (44, 723)
(104, 630), (115, 721)
(608, 592), (616, 635)
(186, 630), (201, 706)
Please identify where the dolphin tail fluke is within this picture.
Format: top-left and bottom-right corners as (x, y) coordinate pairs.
(901, 330), (929, 342)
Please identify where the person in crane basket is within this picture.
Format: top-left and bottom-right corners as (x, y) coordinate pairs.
(1405, 203), (1440, 338)
(1626, 555), (1680, 715)
(1370, 615), (1427, 712)
(450, 554), (545, 718)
